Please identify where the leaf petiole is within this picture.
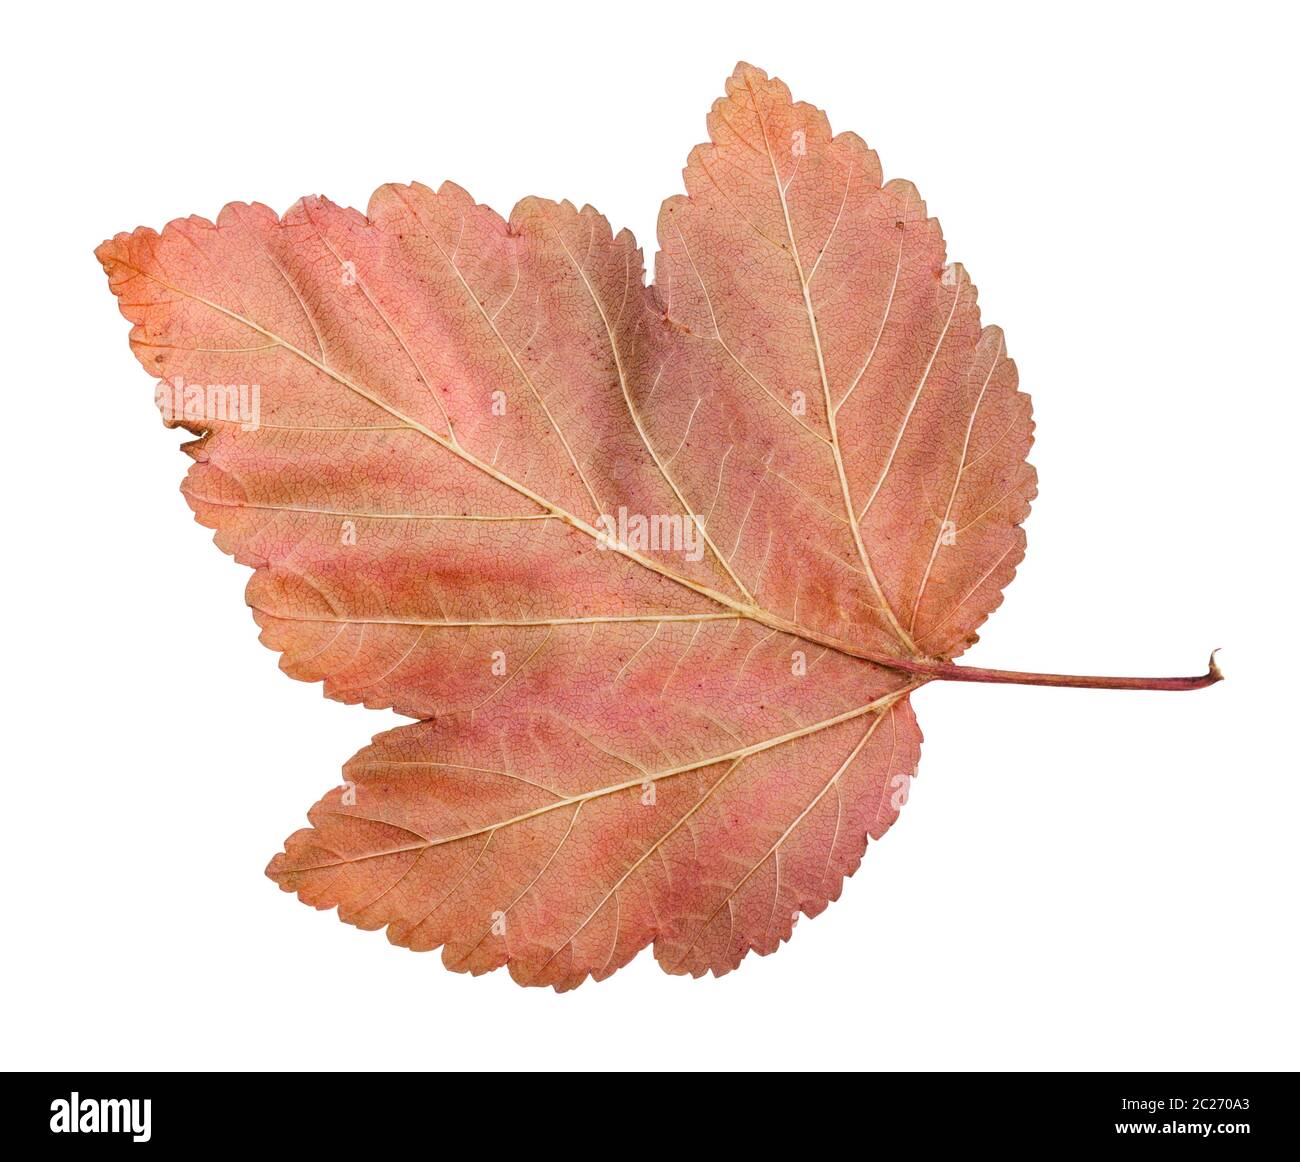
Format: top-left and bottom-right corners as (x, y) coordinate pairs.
(889, 650), (1223, 691)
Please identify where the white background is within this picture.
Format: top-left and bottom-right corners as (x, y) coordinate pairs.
(2, 0), (1295, 1072)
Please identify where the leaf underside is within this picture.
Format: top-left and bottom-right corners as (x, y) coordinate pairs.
(98, 62), (1035, 989)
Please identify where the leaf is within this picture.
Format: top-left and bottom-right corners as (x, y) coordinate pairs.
(97, 63), (1204, 990)
(272, 677), (922, 987)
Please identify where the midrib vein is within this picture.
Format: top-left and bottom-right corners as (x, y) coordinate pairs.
(185, 494), (557, 522)
(294, 683), (918, 870)
(744, 76), (919, 657)
(117, 258), (915, 672)
(257, 611), (740, 629)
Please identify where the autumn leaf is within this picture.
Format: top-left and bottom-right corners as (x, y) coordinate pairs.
(97, 62), (1218, 990)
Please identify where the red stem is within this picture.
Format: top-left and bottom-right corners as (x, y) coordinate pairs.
(895, 650), (1223, 691)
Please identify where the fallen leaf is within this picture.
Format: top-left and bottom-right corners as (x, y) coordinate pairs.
(97, 63), (1214, 990)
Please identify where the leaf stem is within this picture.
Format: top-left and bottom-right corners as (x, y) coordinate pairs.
(893, 650), (1223, 691)
(746, 608), (1222, 691)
